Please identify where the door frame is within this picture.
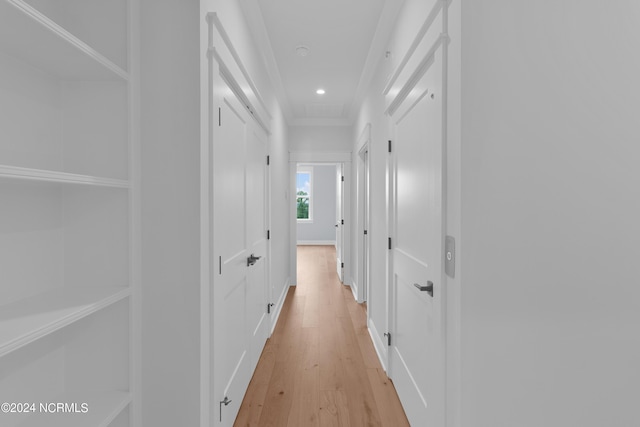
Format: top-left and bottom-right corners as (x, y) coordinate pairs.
(356, 124), (371, 304)
(289, 152), (351, 287)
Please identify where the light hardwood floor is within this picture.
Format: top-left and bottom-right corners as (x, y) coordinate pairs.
(234, 245), (410, 426)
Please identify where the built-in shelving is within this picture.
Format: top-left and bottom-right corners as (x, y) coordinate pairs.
(0, 287), (130, 358)
(0, 165), (129, 188)
(19, 391), (132, 427)
(0, 0), (136, 424)
(0, 0), (128, 81)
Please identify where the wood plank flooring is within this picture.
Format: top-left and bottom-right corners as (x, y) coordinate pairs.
(234, 245), (409, 427)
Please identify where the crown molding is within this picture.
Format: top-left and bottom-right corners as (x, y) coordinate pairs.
(239, 0), (295, 123)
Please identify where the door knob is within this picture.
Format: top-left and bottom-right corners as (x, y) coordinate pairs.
(247, 254), (261, 266)
(414, 281), (434, 297)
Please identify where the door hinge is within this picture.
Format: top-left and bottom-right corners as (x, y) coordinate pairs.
(364, 230), (368, 235)
(267, 229), (270, 240)
(341, 219), (344, 225)
(388, 140), (392, 153)
(219, 256), (222, 275)
(341, 175), (344, 182)
(267, 155), (270, 165)
(341, 262), (344, 268)
(384, 332), (391, 346)
(388, 237), (392, 250)
(267, 303), (274, 314)
(218, 107), (221, 126)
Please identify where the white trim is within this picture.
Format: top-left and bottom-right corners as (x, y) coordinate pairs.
(349, 278), (359, 302)
(270, 278), (290, 335)
(296, 240), (336, 246)
(368, 319), (388, 372)
(355, 124), (371, 304)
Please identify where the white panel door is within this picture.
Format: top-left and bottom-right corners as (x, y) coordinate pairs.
(335, 164), (344, 282)
(212, 79), (268, 424)
(389, 47), (445, 426)
(246, 125), (269, 374)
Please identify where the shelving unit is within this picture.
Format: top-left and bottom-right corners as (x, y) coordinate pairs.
(0, 0), (137, 426)
(0, 165), (129, 188)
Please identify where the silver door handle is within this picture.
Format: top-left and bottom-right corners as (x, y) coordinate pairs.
(414, 281), (434, 297)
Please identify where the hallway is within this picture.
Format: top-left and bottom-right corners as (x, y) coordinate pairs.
(234, 246), (409, 426)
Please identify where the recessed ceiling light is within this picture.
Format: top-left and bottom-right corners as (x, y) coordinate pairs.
(316, 89), (326, 95)
(295, 45), (310, 57)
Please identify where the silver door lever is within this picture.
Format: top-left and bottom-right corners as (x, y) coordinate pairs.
(247, 253), (261, 266)
(414, 281), (434, 297)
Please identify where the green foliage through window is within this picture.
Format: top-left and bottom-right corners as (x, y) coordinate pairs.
(296, 171), (311, 220)
(297, 191), (309, 219)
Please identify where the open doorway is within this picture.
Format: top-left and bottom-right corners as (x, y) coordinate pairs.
(294, 163), (342, 282)
(289, 154), (351, 289)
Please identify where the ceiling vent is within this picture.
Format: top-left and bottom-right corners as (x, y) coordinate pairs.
(295, 45), (310, 57)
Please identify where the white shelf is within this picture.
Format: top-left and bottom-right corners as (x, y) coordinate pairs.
(19, 391), (131, 427)
(0, 287), (130, 358)
(0, 0), (128, 81)
(0, 165), (129, 188)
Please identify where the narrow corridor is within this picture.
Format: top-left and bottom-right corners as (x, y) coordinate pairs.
(234, 246), (409, 426)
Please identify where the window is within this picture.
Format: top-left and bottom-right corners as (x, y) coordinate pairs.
(296, 167), (312, 222)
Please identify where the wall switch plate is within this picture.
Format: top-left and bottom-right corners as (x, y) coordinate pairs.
(445, 235), (455, 278)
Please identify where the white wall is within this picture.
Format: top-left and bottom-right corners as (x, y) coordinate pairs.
(289, 125), (352, 153)
(141, 2), (201, 426)
(297, 165), (337, 243)
(459, 2), (640, 426)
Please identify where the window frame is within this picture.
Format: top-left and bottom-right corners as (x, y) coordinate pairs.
(296, 166), (313, 223)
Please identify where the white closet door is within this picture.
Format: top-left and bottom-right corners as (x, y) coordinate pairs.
(389, 47), (445, 426)
(245, 125), (269, 373)
(212, 76), (269, 425)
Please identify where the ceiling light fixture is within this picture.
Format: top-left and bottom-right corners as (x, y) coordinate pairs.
(316, 89), (325, 95)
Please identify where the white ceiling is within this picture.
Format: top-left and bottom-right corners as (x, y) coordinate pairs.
(241, 0), (403, 126)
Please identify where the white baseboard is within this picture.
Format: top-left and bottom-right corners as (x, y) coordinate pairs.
(349, 279), (358, 301)
(297, 240), (336, 246)
(270, 277), (290, 335)
(368, 319), (388, 372)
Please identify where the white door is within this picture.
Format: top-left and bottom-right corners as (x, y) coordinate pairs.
(246, 125), (270, 373)
(389, 48), (445, 426)
(212, 75), (269, 425)
(335, 164), (344, 282)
